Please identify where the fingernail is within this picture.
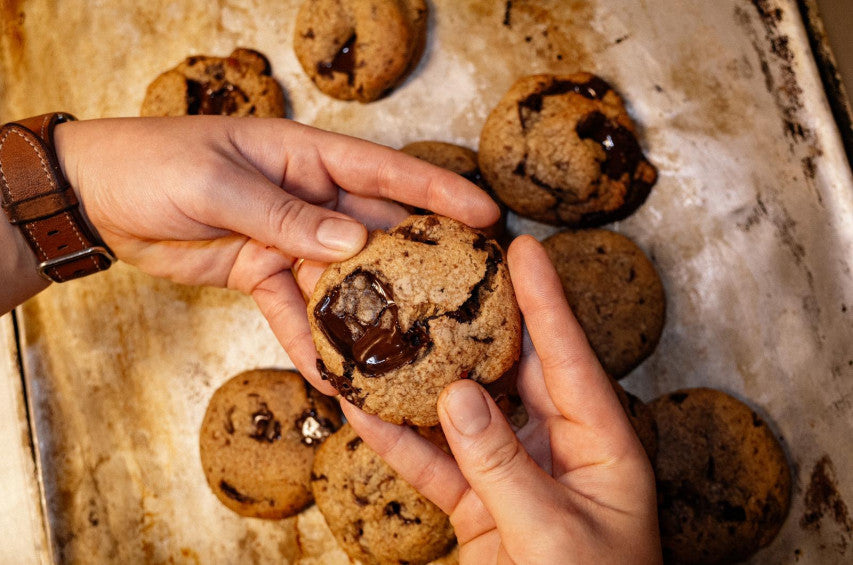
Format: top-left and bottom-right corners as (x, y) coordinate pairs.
(443, 384), (491, 437)
(317, 217), (366, 253)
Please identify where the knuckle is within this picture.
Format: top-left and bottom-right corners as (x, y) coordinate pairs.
(472, 437), (525, 478)
(266, 197), (307, 237)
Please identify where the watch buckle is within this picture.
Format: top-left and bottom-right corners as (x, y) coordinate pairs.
(37, 246), (116, 282)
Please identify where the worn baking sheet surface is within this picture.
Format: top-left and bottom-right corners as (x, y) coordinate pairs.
(2, 0), (853, 563)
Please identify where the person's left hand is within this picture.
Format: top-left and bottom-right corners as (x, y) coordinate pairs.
(54, 116), (498, 392)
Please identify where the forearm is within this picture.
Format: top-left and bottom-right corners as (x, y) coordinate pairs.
(0, 211), (50, 314)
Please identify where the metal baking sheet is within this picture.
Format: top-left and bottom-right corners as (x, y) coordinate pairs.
(2, 0), (852, 563)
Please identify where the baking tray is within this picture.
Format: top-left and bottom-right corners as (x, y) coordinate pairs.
(2, 0), (852, 563)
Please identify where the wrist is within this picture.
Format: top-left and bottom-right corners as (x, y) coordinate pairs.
(52, 120), (102, 241)
(0, 113), (113, 306)
(0, 202), (50, 313)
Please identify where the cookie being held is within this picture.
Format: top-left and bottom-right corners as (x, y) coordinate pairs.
(294, 0), (428, 102)
(199, 369), (342, 519)
(311, 423), (456, 565)
(650, 388), (792, 565)
(308, 215), (521, 426)
(543, 229), (665, 378)
(141, 48), (286, 117)
(479, 73), (657, 227)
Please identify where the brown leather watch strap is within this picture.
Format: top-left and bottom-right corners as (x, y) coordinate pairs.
(0, 113), (114, 282)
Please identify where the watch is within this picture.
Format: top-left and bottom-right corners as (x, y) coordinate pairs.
(0, 112), (114, 282)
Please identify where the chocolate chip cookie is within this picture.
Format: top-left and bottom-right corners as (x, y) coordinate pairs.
(611, 378), (657, 461)
(311, 423), (456, 565)
(651, 388), (791, 564)
(141, 48), (286, 117)
(293, 0), (428, 102)
(307, 214), (521, 426)
(542, 229), (665, 378)
(199, 369), (342, 519)
(400, 140), (507, 240)
(478, 73), (657, 227)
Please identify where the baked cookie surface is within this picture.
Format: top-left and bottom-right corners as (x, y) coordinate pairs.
(478, 73), (657, 227)
(311, 423), (456, 565)
(308, 214), (521, 426)
(543, 228), (665, 378)
(141, 48), (286, 117)
(199, 369), (342, 519)
(294, 0), (427, 102)
(650, 388), (791, 565)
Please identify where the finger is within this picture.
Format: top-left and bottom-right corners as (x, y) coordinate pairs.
(341, 401), (468, 515)
(437, 380), (561, 532)
(190, 161), (368, 263)
(227, 119), (500, 228)
(336, 192), (410, 231)
(507, 236), (626, 431)
(251, 270), (337, 395)
(515, 329), (561, 422)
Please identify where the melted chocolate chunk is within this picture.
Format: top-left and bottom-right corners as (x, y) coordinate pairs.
(518, 77), (613, 128)
(219, 480), (256, 504)
(575, 111), (643, 180)
(395, 224), (439, 245)
(185, 80), (248, 115)
(316, 34), (356, 84)
(447, 237), (502, 323)
(317, 359), (364, 407)
(295, 409), (335, 446)
(346, 436), (363, 451)
(315, 270), (429, 375)
(249, 402), (281, 442)
(384, 501), (422, 525)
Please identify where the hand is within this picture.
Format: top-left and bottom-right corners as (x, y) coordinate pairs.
(342, 235), (662, 564)
(51, 116), (499, 393)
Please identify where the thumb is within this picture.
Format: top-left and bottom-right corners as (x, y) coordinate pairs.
(438, 380), (557, 529)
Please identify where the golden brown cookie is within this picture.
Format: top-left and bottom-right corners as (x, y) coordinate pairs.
(543, 229), (665, 378)
(293, 0), (428, 102)
(651, 388), (792, 565)
(400, 140), (507, 240)
(199, 369), (342, 519)
(311, 423), (456, 565)
(307, 215), (521, 426)
(478, 73), (657, 227)
(141, 48), (286, 117)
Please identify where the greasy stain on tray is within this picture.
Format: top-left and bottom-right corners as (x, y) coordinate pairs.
(736, 1), (824, 188)
(801, 455), (853, 552)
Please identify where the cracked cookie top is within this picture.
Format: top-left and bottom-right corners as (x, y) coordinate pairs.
(141, 48), (287, 117)
(478, 73), (657, 227)
(293, 0), (427, 103)
(307, 215), (521, 426)
(311, 423), (455, 565)
(650, 388), (791, 565)
(199, 369), (342, 519)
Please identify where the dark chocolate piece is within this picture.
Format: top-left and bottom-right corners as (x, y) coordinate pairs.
(295, 409), (335, 446)
(186, 79), (249, 115)
(249, 402), (281, 443)
(315, 270), (429, 375)
(316, 34), (356, 85)
(219, 480), (256, 504)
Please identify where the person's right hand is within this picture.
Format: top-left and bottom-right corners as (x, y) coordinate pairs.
(343, 235), (662, 564)
(51, 116), (498, 393)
